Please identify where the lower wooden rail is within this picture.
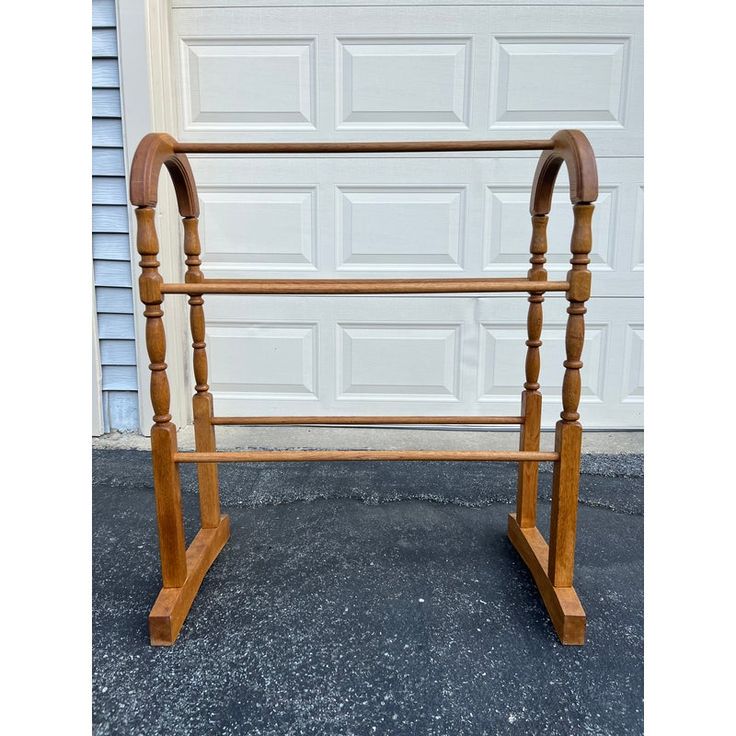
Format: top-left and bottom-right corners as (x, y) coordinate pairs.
(131, 129), (598, 648)
(173, 450), (558, 463)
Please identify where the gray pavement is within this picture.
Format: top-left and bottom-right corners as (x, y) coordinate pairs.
(92, 450), (643, 736)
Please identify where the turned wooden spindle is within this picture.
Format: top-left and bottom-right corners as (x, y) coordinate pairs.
(560, 204), (593, 424)
(516, 214), (549, 528)
(136, 206), (188, 587)
(182, 216), (221, 529)
(524, 214), (548, 392)
(548, 203), (593, 588)
(183, 217), (209, 393)
(137, 207), (171, 426)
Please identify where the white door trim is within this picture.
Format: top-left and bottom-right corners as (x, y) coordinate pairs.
(117, 0), (191, 433)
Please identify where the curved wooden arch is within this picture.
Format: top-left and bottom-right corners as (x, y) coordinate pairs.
(129, 132), (199, 217)
(530, 129), (598, 216)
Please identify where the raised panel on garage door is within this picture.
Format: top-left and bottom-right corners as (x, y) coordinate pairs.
(169, 1), (643, 428)
(203, 296), (642, 427)
(172, 3), (642, 153)
(189, 155), (641, 294)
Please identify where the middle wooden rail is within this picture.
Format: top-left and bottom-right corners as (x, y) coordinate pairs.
(160, 279), (569, 295)
(173, 450), (560, 463)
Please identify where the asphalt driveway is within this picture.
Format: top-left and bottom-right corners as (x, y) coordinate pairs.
(92, 450), (643, 736)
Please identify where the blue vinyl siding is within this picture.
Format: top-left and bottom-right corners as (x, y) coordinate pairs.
(93, 118), (124, 147)
(92, 59), (120, 87)
(93, 233), (131, 261)
(100, 339), (137, 365)
(93, 177), (127, 205)
(94, 260), (133, 287)
(92, 0), (116, 26)
(98, 313), (136, 340)
(93, 0), (138, 431)
(93, 148), (125, 176)
(92, 28), (118, 57)
(92, 89), (121, 117)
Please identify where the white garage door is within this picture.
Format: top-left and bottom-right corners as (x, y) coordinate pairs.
(164, 0), (643, 428)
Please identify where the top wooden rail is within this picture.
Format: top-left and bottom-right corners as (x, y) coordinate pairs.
(130, 131), (597, 217)
(173, 140), (555, 154)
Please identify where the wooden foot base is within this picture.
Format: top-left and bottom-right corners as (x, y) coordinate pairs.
(149, 514), (230, 645)
(507, 513), (586, 645)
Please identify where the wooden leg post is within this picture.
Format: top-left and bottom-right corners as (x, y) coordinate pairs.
(150, 423), (187, 587)
(516, 390), (542, 528)
(184, 216), (222, 529)
(549, 420), (583, 587)
(507, 203), (592, 645)
(137, 206), (230, 645)
(193, 392), (221, 528)
(515, 213), (547, 528)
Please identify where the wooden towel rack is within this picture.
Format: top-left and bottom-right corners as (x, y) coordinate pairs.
(130, 130), (598, 646)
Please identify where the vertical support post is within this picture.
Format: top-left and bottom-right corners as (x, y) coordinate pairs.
(183, 217), (221, 529)
(136, 206), (188, 587)
(516, 214), (548, 528)
(548, 203), (593, 587)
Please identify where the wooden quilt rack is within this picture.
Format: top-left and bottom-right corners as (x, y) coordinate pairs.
(130, 129), (597, 646)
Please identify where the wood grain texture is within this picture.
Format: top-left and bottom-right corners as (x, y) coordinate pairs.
(548, 421), (583, 587)
(136, 207), (170, 425)
(174, 450), (559, 463)
(507, 513), (586, 645)
(149, 514), (230, 645)
(183, 217), (208, 393)
(211, 415), (524, 426)
(182, 215), (222, 528)
(137, 205), (187, 586)
(530, 129), (599, 215)
(150, 424), (187, 588)
(161, 279), (569, 295)
(130, 133), (199, 216)
(192, 393), (221, 528)
(561, 204), (593, 423)
(175, 140), (555, 154)
(516, 391), (542, 528)
(515, 210), (548, 529)
(524, 214), (548, 392)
